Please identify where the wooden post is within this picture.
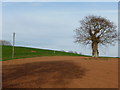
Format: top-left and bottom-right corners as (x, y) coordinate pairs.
(12, 32), (15, 59)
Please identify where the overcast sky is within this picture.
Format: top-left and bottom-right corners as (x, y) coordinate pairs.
(2, 2), (118, 57)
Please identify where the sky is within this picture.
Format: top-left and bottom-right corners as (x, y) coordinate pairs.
(2, 2), (119, 57)
(1, 0), (119, 2)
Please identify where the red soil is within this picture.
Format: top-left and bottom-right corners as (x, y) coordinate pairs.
(2, 56), (118, 88)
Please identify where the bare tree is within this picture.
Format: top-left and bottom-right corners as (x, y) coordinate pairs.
(74, 15), (117, 57)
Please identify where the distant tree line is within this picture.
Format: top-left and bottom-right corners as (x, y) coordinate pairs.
(0, 40), (12, 46)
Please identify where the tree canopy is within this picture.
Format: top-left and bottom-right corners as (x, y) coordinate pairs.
(74, 15), (117, 57)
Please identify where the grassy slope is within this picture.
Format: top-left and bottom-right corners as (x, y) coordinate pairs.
(2, 45), (87, 61)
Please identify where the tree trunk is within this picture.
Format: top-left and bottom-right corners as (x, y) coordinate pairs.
(92, 42), (99, 57)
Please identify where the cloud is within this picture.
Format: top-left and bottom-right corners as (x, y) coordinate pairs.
(92, 10), (118, 13)
(2, 0), (119, 2)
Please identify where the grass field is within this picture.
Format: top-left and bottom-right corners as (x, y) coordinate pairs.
(2, 45), (87, 61)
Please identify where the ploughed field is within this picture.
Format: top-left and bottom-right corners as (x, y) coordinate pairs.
(2, 56), (118, 88)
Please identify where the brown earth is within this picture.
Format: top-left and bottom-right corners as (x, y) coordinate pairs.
(2, 56), (118, 88)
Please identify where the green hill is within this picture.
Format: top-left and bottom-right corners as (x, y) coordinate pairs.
(2, 45), (86, 61)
